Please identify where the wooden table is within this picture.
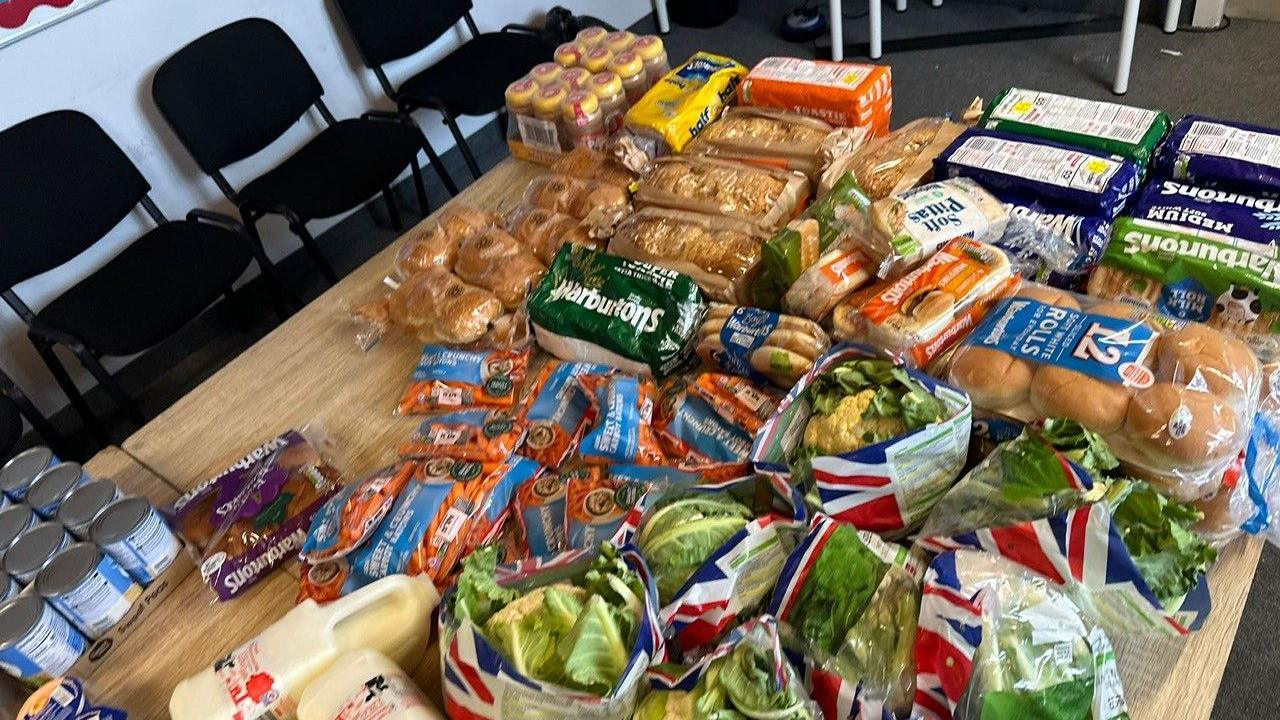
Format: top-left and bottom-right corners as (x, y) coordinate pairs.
(107, 157), (1263, 719)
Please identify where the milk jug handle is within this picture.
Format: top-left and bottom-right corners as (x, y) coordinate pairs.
(323, 575), (419, 633)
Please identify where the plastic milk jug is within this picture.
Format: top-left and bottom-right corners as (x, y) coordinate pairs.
(297, 648), (444, 720)
(169, 574), (439, 720)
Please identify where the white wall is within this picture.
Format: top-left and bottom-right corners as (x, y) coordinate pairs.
(0, 0), (649, 417)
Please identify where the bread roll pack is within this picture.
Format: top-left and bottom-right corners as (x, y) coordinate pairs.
(634, 155), (810, 232)
(836, 117), (967, 200)
(686, 106), (838, 180)
(947, 283), (1262, 499)
(694, 303), (830, 388)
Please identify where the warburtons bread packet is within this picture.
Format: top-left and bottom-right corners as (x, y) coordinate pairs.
(1152, 115), (1280, 195)
(979, 87), (1170, 164)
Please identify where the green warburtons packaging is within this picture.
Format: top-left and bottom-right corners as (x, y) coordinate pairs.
(980, 87), (1171, 165)
(528, 245), (707, 376)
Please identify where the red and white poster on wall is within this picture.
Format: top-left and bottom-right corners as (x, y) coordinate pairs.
(0, 0), (114, 49)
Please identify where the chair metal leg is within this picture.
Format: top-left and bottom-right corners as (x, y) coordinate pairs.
(291, 221), (339, 285)
(410, 158), (430, 217)
(382, 187), (403, 232)
(869, 0), (883, 60)
(497, 109), (509, 137)
(223, 288), (251, 332)
(443, 112), (482, 180)
(30, 339), (108, 444)
(421, 135), (459, 197)
(830, 0), (845, 61)
(240, 211), (297, 319)
(74, 348), (144, 426)
(652, 0), (670, 33)
(0, 378), (63, 453)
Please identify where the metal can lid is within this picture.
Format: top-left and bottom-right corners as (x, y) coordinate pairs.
(0, 447), (53, 494)
(4, 523), (68, 578)
(0, 505), (34, 552)
(27, 463), (83, 511)
(57, 479), (119, 530)
(36, 542), (99, 598)
(0, 594), (44, 651)
(90, 496), (149, 546)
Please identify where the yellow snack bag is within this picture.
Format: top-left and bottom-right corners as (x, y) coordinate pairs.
(624, 51), (747, 156)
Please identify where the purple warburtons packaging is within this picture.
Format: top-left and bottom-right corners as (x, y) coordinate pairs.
(1131, 179), (1280, 246)
(163, 430), (345, 601)
(1152, 115), (1280, 196)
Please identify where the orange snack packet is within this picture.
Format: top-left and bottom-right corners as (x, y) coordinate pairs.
(688, 373), (781, 435)
(397, 345), (528, 415)
(576, 374), (669, 465)
(398, 409), (526, 464)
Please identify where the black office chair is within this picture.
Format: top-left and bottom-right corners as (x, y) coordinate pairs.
(152, 18), (432, 285)
(0, 367), (61, 456)
(0, 110), (275, 437)
(333, 0), (552, 182)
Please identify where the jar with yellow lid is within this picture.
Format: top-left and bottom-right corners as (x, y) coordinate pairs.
(581, 46), (613, 74)
(504, 77), (539, 140)
(609, 51), (647, 105)
(519, 82), (567, 152)
(559, 67), (592, 91)
(602, 30), (636, 54)
(529, 62), (563, 87)
(562, 90), (605, 150)
(553, 42), (585, 68)
(575, 26), (608, 47)
(632, 35), (670, 87)
(588, 71), (627, 136)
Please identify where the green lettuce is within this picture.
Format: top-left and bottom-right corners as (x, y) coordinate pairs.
(637, 493), (753, 604)
(788, 524), (888, 657)
(452, 544), (519, 626)
(1104, 480), (1217, 610)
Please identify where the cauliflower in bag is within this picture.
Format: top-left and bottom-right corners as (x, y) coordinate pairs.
(798, 359), (946, 457)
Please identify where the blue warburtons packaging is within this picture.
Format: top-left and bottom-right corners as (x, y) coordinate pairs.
(1152, 115), (1280, 195)
(999, 201), (1111, 289)
(612, 475), (806, 657)
(1130, 179), (1280, 245)
(935, 128), (1142, 218)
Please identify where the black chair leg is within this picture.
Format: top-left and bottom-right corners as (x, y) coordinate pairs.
(421, 136), (459, 196)
(291, 221), (339, 285)
(382, 187), (403, 232)
(223, 288), (251, 332)
(497, 108), (509, 137)
(410, 158), (430, 217)
(30, 339), (108, 445)
(241, 212), (298, 319)
(73, 348), (144, 427)
(0, 379), (63, 454)
(443, 112), (482, 180)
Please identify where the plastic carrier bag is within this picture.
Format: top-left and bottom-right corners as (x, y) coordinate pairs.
(635, 615), (822, 720)
(751, 344), (972, 538)
(914, 550), (1129, 720)
(947, 282), (1262, 502)
(767, 515), (927, 719)
(613, 475), (806, 657)
(917, 421), (1217, 636)
(439, 544), (664, 720)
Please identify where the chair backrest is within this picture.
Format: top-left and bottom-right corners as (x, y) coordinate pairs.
(0, 110), (150, 291)
(334, 0), (473, 68)
(152, 18), (324, 174)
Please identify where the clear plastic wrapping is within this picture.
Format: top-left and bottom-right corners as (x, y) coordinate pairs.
(453, 227), (547, 308)
(521, 172), (632, 230)
(504, 204), (601, 265)
(695, 303), (830, 388)
(634, 155), (810, 231)
(391, 205), (501, 278)
(688, 106), (836, 179)
(947, 282), (1263, 500)
(607, 207), (764, 303)
(550, 146), (639, 189)
(844, 117), (968, 200)
(352, 267), (504, 350)
(863, 177), (1010, 278)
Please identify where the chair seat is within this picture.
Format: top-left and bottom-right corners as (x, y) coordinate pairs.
(397, 32), (551, 116)
(0, 398), (19, 459)
(239, 118), (423, 221)
(37, 220), (253, 356)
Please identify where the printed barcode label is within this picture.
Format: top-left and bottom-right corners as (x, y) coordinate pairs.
(517, 115), (561, 154)
(1181, 120), (1280, 170)
(949, 136), (1121, 194)
(1053, 641), (1073, 665)
(733, 384), (769, 413)
(429, 427), (464, 445)
(433, 507), (470, 546)
(1089, 627), (1129, 720)
(990, 89), (1158, 145)
(431, 384), (464, 406)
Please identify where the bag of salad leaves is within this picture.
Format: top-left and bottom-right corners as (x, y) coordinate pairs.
(766, 515), (927, 719)
(919, 419), (1218, 636)
(614, 475), (807, 658)
(914, 550), (1129, 720)
(751, 343), (972, 538)
(440, 543), (663, 719)
(635, 615), (822, 720)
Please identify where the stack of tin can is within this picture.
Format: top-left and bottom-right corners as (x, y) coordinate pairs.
(0, 447), (183, 683)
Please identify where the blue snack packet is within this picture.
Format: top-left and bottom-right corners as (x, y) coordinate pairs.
(935, 128), (1142, 218)
(1152, 115), (1280, 196)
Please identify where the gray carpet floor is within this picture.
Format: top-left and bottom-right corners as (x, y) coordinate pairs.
(16, 1), (1275, 715)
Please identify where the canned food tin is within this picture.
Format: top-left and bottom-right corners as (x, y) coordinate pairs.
(27, 463), (90, 520)
(57, 479), (122, 541)
(90, 497), (181, 585)
(0, 571), (16, 603)
(36, 542), (139, 639)
(0, 447), (57, 503)
(4, 523), (72, 584)
(0, 505), (37, 561)
(0, 594), (85, 681)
